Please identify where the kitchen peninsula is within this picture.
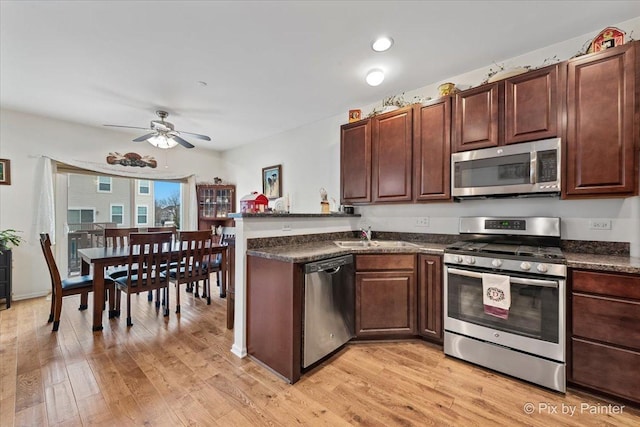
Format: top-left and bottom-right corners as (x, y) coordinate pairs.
(227, 212), (363, 359)
(230, 211), (640, 404)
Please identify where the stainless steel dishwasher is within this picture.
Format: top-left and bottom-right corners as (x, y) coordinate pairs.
(303, 254), (355, 368)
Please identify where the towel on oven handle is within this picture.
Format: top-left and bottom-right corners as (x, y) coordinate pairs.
(482, 272), (511, 319)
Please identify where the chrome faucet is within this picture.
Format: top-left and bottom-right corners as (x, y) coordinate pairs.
(361, 226), (372, 242)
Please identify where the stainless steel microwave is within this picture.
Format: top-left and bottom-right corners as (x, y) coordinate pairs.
(451, 138), (561, 199)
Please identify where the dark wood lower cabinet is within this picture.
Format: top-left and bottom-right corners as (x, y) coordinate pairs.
(569, 269), (640, 404)
(571, 338), (640, 403)
(0, 249), (11, 309)
(355, 254), (416, 338)
(418, 254), (442, 344)
(246, 255), (302, 383)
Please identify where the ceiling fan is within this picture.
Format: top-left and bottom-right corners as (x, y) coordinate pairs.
(104, 110), (211, 149)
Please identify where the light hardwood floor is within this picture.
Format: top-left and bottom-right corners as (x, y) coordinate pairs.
(1, 289), (638, 427)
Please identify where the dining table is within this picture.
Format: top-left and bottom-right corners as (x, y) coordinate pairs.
(78, 242), (229, 331)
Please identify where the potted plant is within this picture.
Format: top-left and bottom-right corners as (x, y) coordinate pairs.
(0, 229), (23, 252)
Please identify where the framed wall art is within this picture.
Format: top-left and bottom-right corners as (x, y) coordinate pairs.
(262, 164), (282, 199)
(0, 159), (10, 185)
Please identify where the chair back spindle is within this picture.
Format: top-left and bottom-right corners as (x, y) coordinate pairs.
(104, 227), (139, 248)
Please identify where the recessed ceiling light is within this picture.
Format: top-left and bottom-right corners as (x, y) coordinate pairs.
(366, 69), (385, 86)
(372, 36), (393, 52)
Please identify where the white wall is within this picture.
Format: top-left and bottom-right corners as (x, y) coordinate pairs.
(223, 115), (343, 212)
(0, 108), (228, 299)
(222, 17), (640, 256)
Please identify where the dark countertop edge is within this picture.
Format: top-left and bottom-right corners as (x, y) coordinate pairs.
(564, 252), (640, 275)
(246, 242), (447, 264)
(246, 242), (640, 274)
(229, 212), (361, 218)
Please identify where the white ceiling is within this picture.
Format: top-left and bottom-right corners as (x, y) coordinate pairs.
(1, 1), (639, 151)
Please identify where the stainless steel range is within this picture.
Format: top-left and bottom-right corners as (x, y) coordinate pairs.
(444, 216), (566, 392)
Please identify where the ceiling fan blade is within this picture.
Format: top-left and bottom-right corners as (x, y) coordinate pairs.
(172, 135), (195, 149)
(104, 124), (152, 131)
(178, 130), (211, 141)
(132, 132), (157, 142)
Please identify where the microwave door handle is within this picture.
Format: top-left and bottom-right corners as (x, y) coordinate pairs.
(447, 267), (559, 288)
(530, 151), (537, 184)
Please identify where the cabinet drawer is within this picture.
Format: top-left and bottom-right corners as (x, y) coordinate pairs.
(0, 267), (8, 282)
(571, 338), (640, 403)
(0, 283), (6, 299)
(573, 294), (640, 349)
(356, 254), (415, 271)
(572, 270), (640, 300)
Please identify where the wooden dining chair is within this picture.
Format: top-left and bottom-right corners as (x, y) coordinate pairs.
(113, 232), (173, 326)
(40, 233), (116, 331)
(104, 227), (139, 278)
(146, 226), (180, 305)
(168, 230), (212, 312)
(147, 226), (177, 240)
(188, 233), (223, 299)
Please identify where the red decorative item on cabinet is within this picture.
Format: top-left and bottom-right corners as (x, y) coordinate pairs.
(240, 192), (269, 213)
(588, 27), (625, 53)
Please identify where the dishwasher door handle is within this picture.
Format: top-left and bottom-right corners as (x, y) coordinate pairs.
(321, 266), (342, 275)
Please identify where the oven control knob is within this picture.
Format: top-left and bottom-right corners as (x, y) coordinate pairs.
(491, 259), (502, 268)
(455, 256), (463, 263)
(465, 256), (476, 264)
(520, 261), (532, 271)
(536, 263), (549, 273)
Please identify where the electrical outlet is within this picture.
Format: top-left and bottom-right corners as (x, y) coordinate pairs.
(589, 219), (611, 230)
(282, 224), (292, 231)
(416, 217), (430, 227)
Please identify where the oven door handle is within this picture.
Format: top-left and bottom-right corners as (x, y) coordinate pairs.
(447, 268), (559, 288)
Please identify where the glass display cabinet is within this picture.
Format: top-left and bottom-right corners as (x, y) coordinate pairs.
(197, 184), (236, 229)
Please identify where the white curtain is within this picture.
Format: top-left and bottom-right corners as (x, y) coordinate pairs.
(187, 175), (198, 230)
(31, 157), (56, 244)
(33, 155), (199, 244)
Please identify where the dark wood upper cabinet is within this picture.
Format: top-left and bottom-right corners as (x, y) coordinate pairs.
(413, 99), (451, 201)
(504, 64), (561, 144)
(340, 120), (371, 204)
(453, 82), (501, 152)
(372, 107), (413, 202)
(565, 42), (638, 198)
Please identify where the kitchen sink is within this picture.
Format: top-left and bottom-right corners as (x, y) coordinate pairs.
(333, 240), (371, 248)
(372, 240), (420, 248)
(333, 240), (420, 249)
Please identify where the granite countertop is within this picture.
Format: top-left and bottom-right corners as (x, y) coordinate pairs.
(565, 252), (640, 275)
(246, 240), (448, 263)
(247, 239), (640, 275)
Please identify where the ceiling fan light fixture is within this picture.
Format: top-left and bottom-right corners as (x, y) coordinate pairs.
(147, 134), (178, 149)
(372, 36), (393, 52)
(366, 69), (385, 86)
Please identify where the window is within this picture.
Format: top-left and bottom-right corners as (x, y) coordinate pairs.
(67, 208), (95, 224)
(136, 205), (148, 225)
(111, 204), (124, 225)
(138, 180), (150, 195)
(97, 176), (112, 193)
